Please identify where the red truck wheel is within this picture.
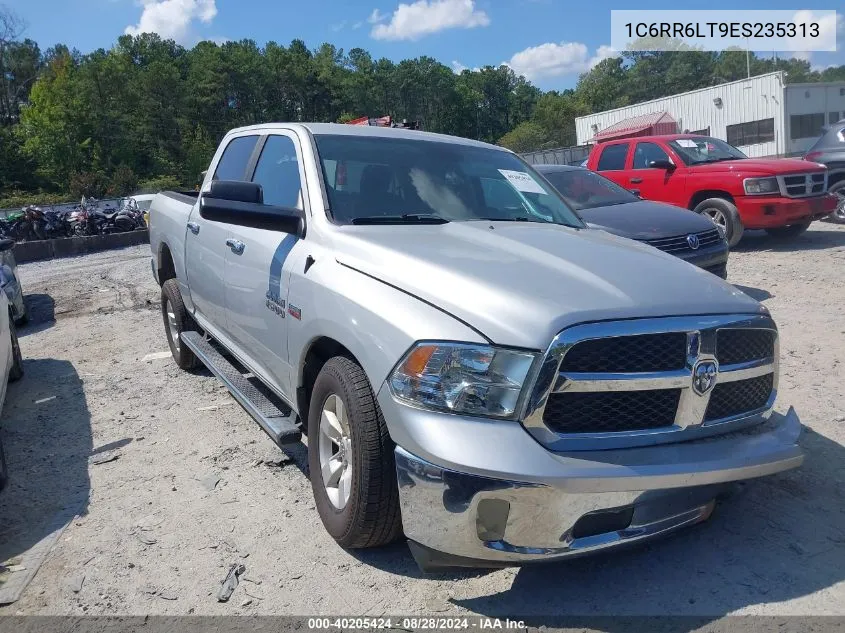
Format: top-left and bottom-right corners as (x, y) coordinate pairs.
(829, 182), (845, 224)
(693, 198), (744, 248)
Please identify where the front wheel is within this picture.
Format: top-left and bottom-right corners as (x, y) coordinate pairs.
(828, 181), (845, 224)
(766, 221), (811, 238)
(161, 278), (199, 370)
(693, 198), (744, 248)
(308, 356), (402, 549)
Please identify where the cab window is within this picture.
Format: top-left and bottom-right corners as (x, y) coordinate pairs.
(213, 135), (259, 181)
(632, 142), (671, 169)
(251, 135), (303, 208)
(596, 143), (629, 171)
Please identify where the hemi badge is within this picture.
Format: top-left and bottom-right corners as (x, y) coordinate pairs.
(287, 305), (302, 320)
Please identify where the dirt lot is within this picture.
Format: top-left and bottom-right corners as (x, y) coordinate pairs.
(0, 223), (844, 620)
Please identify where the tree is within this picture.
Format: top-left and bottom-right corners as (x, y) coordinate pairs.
(3, 26), (845, 203)
(497, 121), (548, 152)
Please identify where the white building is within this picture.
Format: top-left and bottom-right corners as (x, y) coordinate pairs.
(575, 71), (845, 158)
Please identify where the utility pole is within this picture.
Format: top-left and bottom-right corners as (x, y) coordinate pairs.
(746, 47), (751, 78)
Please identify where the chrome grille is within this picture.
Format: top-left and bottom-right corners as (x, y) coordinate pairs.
(559, 333), (686, 373)
(705, 374), (774, 422)
(716, 329), (775, 365)
(778, 172), (827, 198)
(644, 228), (722, 254)
(523, 315), (779, 451)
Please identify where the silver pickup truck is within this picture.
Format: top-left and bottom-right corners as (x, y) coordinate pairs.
(149, 123), (804, 571)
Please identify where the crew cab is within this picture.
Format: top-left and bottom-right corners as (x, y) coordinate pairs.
(586, 134), (838, 246)
(149, 123), (804, 571)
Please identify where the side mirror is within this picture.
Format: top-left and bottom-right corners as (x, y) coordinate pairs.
(0, 238), (14, 252)
(200, 180), (304, 235)
(648, 159), (675, 170)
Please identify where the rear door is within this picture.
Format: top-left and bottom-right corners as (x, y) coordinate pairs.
(185, 134), (259, 332)
(593, 142), (631, 190)
(629, 141), (686, 203)
(224, 132), (308, 400)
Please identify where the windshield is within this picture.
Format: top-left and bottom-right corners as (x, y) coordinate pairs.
(669, 137), (748, 165)
(313, 134), (583, 227)
(540, 168), (638, 211)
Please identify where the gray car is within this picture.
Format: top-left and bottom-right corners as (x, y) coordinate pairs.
(535, 164), (729, 278)
(805, 119), (845, 223)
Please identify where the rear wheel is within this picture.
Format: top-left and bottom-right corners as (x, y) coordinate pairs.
(161, 278), (199, 370)
(693, 198), (744, 248)
(829, 181), (845, 224)
(308, 356), (402, 549)
(766, 221), (811, 238)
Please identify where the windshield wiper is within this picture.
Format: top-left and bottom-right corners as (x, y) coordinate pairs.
(351, 213), (449, 225)
(475, 216), (534, 222)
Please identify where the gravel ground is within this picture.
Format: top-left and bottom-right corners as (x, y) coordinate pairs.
(0, 223), (843, 619)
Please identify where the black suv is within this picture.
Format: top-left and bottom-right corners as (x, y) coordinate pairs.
(805, 119), (845, 224)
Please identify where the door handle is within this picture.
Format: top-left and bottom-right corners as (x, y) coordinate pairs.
(226, 238), (245, 255)
(630, 177), (643, 184)
(186, 221), (200, 235)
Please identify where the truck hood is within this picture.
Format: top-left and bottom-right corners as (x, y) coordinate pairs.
(332, 221), (763, 349)
(691, 158), (825, 176)
(580, 200), (717, 240)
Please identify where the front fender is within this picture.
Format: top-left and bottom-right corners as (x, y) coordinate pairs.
(286, 258), (486, 421)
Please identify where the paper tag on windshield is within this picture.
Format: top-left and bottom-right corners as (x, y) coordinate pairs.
(498, 169), (546, 194)
(675, 139), (699, 148)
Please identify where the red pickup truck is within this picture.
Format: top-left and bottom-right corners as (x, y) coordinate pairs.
(585, 134), (837, 246)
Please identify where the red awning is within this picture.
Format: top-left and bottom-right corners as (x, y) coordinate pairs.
(592, 111), (677, 141)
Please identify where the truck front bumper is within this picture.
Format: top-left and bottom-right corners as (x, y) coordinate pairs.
(737, 193), (837, 229)
(387, 398), (803, 570)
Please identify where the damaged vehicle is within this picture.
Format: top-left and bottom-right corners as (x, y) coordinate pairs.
(149, 123), (803, 570)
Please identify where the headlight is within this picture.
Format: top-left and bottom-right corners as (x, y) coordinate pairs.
(744, 177), (779, 195)
(389, 342), (537, 419)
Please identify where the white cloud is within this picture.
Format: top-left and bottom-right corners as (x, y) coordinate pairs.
(331, 21), (347, 32)
(368, 9), (387, 24)
(125, 0), (217, 43)
(792, 10), (841, 52)
(504, 41), (617, 80)
(371, 0), (489, 41)
(352, 21), (364, 30)
(451, 60), (480, 74)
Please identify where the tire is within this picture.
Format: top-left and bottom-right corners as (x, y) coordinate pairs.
(308, 356), (402, 549)
(766, 221), (811, 238)
(8, 316), (23, 382)
(693, 198), (744, 248)
(828, 181), (845, 224)
(14, 310), (28, 327)
(161, 278), (199, 370)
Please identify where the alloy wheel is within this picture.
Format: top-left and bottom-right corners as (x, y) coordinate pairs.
(319, 393), (353, 510)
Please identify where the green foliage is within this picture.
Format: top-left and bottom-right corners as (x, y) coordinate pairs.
(0, 190), (70, 210)
(498, 121), (549, 153)
(69, 170), (108, 198)
(2, 11), (845, 200)
(136, 175), (183, 194)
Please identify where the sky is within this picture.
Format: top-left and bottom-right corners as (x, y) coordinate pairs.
(6, 0), (845, 90)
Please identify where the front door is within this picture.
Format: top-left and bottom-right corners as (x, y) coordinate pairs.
(629, 141), (685, 204)
(224, 133), (308, 401)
